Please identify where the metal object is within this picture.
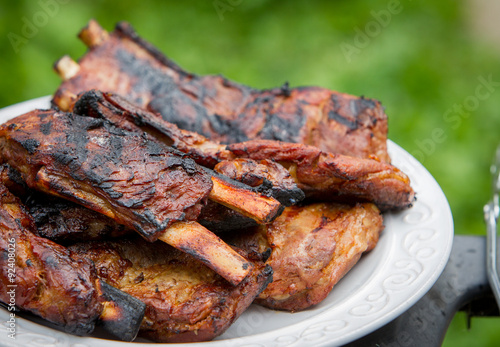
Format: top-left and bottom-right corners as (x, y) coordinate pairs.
(345, 146), (500, 346)
(484, 145), (500, 309)
(345, 236), (496, 347)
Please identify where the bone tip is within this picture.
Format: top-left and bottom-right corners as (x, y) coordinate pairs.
(78, 19), (109, 48)
(52, 89), (78, 112)
(53, 55), (80, 81)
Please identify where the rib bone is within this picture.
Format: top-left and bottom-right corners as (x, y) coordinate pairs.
(158, 221), (253, 286)
(208, 173), (283, 224)
(53, 55), (80, 81)
(78, 19), (109, 48)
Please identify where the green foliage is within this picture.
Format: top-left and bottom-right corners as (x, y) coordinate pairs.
(1, 0), (499, 344)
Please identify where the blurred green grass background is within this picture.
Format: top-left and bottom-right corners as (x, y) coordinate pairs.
(0, 0), (499, 345)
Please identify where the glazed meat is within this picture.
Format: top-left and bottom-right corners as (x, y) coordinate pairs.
(227, 140), (413, 211)
(227, 202), (384, 311)
(0, 183), (145, 339)
(53, 20), (390, 162)
(73, 90), (414, 211)
(69, 237), (273, 343)
(0, 109), (261, 285)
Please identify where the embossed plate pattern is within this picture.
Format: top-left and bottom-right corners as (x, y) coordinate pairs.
(0, 97), (454, 347)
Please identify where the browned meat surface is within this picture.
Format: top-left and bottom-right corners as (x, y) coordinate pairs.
(227, 202), (383, 311)
(53, 20), (390, 162)
(228, 140), (414, 211)
(72, 90), (414, 211)
(0, 108), (212, 242)
(69, 237), (273, 343)
(0, 182), (103, 335)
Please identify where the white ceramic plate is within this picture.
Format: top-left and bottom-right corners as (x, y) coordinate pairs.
(0, 97), (454, 347)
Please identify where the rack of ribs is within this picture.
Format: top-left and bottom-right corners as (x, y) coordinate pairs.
(0, 182), (146, 340)
(53, 20), (390, 163)
(0, 109), (283, 285)
(71, 90), (414, 211)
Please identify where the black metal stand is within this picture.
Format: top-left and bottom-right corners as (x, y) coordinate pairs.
(344, 235), (498, 347)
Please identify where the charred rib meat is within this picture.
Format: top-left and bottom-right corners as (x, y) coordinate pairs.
(227, 140), (414, 211)
(73, 90), (305, 207)
(26, 192), (133, 244)
(0, 163), (133, 243)
(53, 20), (390, 162)
(0, 182), (145, 339)
(69, 237), (273, 343)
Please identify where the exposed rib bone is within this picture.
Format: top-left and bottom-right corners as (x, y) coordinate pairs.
(158, 221), (253, 286)
(79, 19), (109, 48)
(52, 89), (78, 112)
(53, 55), (80, 81)
(208, 173), (282, 224)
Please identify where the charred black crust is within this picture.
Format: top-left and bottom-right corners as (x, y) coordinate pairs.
(270, 185), (305, 207)
(280, 81), (291, 97)
(5, 165), (27, 191)
(350, 97), (377, 115)
(205, 113), (249, 143)
(98, 280), (146, 342)
(73, 89), (103, 117)
(20, 139), (40, 155)
(327, 110), (358, 130)
(261, 248), (272, 262)
(258, 264), (274, 294)
(257, 107), (306, 143)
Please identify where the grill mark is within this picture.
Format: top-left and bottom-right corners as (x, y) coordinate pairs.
(20, 139), (40, 155)
(327, 110), (358, 130)
(258, 110), (306, 142)
(350, 97), (377, 115)
(40, 121), (52, 135)
(115, 49), (177, 100)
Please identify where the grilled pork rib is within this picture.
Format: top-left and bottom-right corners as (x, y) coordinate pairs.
(69, 237), (273, 343)
(0, 183), (145, 339)
(53, 20), (390, 163)
(0, 109), (212, 241)
(0, 109), (261, 285)
(73, 90), (414, 210)
(227, 202), (384, 311)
